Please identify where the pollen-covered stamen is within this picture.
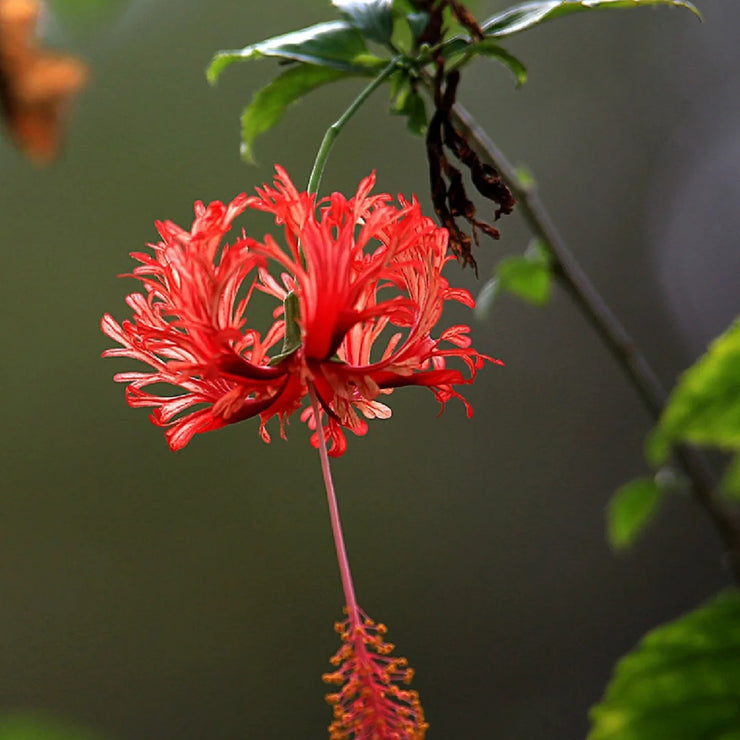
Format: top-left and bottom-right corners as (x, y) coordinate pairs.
(323, 611), (428, 740)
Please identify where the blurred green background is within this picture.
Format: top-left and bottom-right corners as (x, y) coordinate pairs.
(1, 0), (739, 737)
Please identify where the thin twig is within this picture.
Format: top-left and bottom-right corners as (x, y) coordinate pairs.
(452, 103), (667, 417)
(450, 102), (740, 582)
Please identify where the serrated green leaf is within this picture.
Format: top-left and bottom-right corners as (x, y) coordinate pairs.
(207, 21), (385, 83)
(588, 590), (740, 740)
(607, 477), (663, 550)
(722, 455), (740, 502)
(333, 0), (395, 44)
(481, 0), (701, 39)
(655, 318), (740, 452)
(496, 252), (552, 305)
(239, 65), (348, 163)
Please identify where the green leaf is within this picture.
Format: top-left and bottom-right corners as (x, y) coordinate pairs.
(207, 21), (385, 83)
(655, 318), (740, 452)
(389, 77), (427, 134)
(475, 43), (528, 86)
(481, 0), (701, 39)
(475, 239), (552, 316)
(495, 240), (553, 305)
(333, 0), (395, 44)
(497, 258), (551, 304)
(239, 65), (348, 163)
(607, 477), (663, 550)
(588, 590), (740, 739)
(440, 38), (527, 85)
(390, 0), (429, 53)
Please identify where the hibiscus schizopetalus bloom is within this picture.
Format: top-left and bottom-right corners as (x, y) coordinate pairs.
(102, 166), (498, 455)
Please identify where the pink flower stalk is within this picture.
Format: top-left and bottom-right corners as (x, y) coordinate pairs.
(102, 166), (497, 454)
(323, 612), (428, 740)
(309, 386), (427, 740)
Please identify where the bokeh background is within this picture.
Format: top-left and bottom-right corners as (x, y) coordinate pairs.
(1, 0), (739, 737)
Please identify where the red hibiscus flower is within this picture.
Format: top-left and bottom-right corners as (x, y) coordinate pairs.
(102, 166), (498, 455)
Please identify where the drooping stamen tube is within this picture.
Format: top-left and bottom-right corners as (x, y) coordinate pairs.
(308, 382), (360, 629)
(310, 382), (428, 740)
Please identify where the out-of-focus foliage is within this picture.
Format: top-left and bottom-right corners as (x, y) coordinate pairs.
(723, 455), (740, 502)
(588, 590), (740, 739)
(607, 477), (663, 551)
(476, 239), (552, 318)
(46, 0), (129, 27)
(611, 316), (740, 546)
(650, 319), (740, 461)
(0, 714), (104, 740)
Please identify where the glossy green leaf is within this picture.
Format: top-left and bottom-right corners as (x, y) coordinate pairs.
(207, 22), (385, 83)
(239, 65), (348, 163)
(333, 0), (395, 44)
(481, 0), (701, 39)
(656, 318), (740, 452)
(607, 477), (663, 550)
(588, 590), (740, 739)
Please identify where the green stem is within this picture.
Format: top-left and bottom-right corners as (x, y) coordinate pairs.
(303, 63), (401, 619)
(307, 57), (400, 196)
